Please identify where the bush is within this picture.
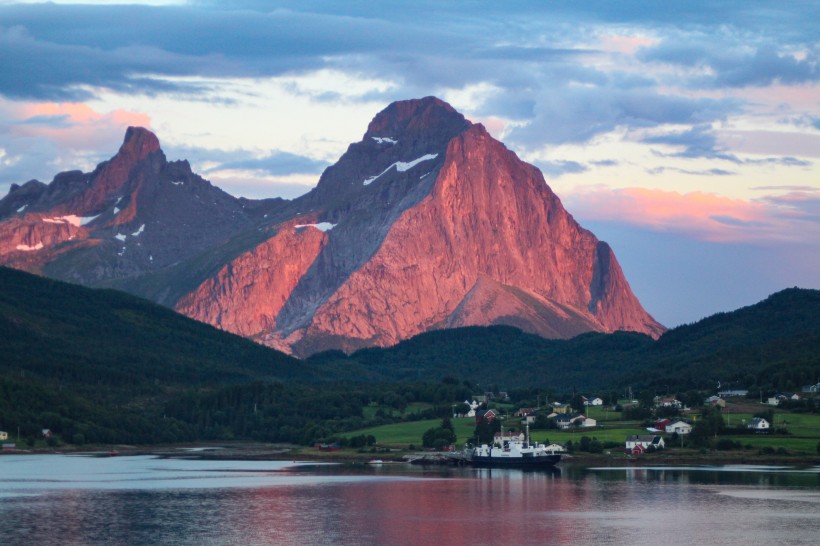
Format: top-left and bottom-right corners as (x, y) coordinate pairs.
(716, 438), (741, 451)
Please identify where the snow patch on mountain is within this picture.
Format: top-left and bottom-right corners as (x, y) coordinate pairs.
(16, 242), (44, 251)
(295, 222), (336, 232)
(363, 153), (439, 186)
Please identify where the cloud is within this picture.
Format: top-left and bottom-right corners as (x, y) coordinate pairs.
(535, 159), (587, 178)
(639, 40), (819, 89)
(644, 125), (741, 162)
(507, 87), (738, 149)
(564, 187), (819, 244)
(647, 167), (736, 177)
(645, 125), (815, 168)
(209, 151), (329, 177)
(0, 98), (151, 195)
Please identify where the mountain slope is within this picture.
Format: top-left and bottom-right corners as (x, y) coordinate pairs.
(0, 266), (306, 386)
(0, 97), (664, 356)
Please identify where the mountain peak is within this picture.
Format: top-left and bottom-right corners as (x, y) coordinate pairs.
(365, 96), (471, 138)
(120, 126), (161, 161)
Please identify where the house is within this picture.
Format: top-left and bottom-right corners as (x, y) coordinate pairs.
(665, 421), (692, 435)
(747, 417), (770, 432)
(718, 389), (749, 397)
(630, 444), (646, 455)
(41, 429), (52, 439)
(581, 417), (597, 428)
(625, 435), (665, 451)
(515, 408), (535, 417)
(0, 431), (7, 441)
(583, 397), (603, 406)
(801, 383), (820, 393)
(475, 409), (499, 424)
(552, 403), (572, 414)
(555, 412), (587, 430)
(652, 418), (672, 432)
(655, 397), (682, 409)
(705, 395), (725, 408)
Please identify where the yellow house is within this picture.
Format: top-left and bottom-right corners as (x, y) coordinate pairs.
(0, 431), (8, 441)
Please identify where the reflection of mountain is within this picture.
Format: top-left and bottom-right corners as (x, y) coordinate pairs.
(0, 97), (663, 356)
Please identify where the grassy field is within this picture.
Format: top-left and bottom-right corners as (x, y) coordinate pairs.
(344, 401), (820, 456)
(341, 417), (476, 447)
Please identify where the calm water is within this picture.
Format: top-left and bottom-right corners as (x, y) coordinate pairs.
(1, 454), (819, 545)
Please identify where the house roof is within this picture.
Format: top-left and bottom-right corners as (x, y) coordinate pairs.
(627, 435), (663, 443)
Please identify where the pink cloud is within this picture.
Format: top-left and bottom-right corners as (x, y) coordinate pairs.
(598, 34), (659, 55)
(565, 187), (819, 244)
(6, 100), (152, 151)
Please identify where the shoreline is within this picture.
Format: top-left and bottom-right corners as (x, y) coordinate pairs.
(4, 442), (819, 467)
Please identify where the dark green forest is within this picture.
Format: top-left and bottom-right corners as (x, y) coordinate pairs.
(309, 287), (820, 393)
(1, 266), (818, 446)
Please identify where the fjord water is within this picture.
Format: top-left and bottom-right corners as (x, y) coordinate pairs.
(1, 455), (819, 545)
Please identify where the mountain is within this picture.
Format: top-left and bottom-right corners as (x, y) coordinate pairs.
(0, 97), (663, 356)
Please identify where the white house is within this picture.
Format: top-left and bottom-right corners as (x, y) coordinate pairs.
(625, 435), (665, 450)
(555, 413), (587, 429)
(665, 421), (692, 435)
(0, 431), (7, 441)
(583, 397), (603, 406)
(747, 417), (770, 431)
(581, 417), (597, 428)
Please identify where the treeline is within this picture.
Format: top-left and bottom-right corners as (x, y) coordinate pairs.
(309, 288), (820, 393)
(163, 380), (473, 445)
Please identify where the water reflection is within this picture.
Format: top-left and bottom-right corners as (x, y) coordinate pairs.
(0, 456), (818, 545)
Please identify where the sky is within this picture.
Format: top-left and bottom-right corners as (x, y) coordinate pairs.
(1, 0), (818, 328)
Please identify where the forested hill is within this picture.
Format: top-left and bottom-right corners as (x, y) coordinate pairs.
(0, 266), (312, 444)
(0, 266), (306, 386)
(308, 288), (820, 392)
(2, 265), (817, 445)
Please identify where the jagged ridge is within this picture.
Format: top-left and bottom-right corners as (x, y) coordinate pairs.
(0, 97), (664, 357)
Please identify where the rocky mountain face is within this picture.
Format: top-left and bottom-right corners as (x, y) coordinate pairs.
(0, 97), (664, 356)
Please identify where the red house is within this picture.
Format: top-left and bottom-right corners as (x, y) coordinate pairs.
(475, 409), (498, 424)
(653, 418), (672, 431)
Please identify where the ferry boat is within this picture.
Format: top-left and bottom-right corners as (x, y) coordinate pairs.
(450, 425), (563, 468)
